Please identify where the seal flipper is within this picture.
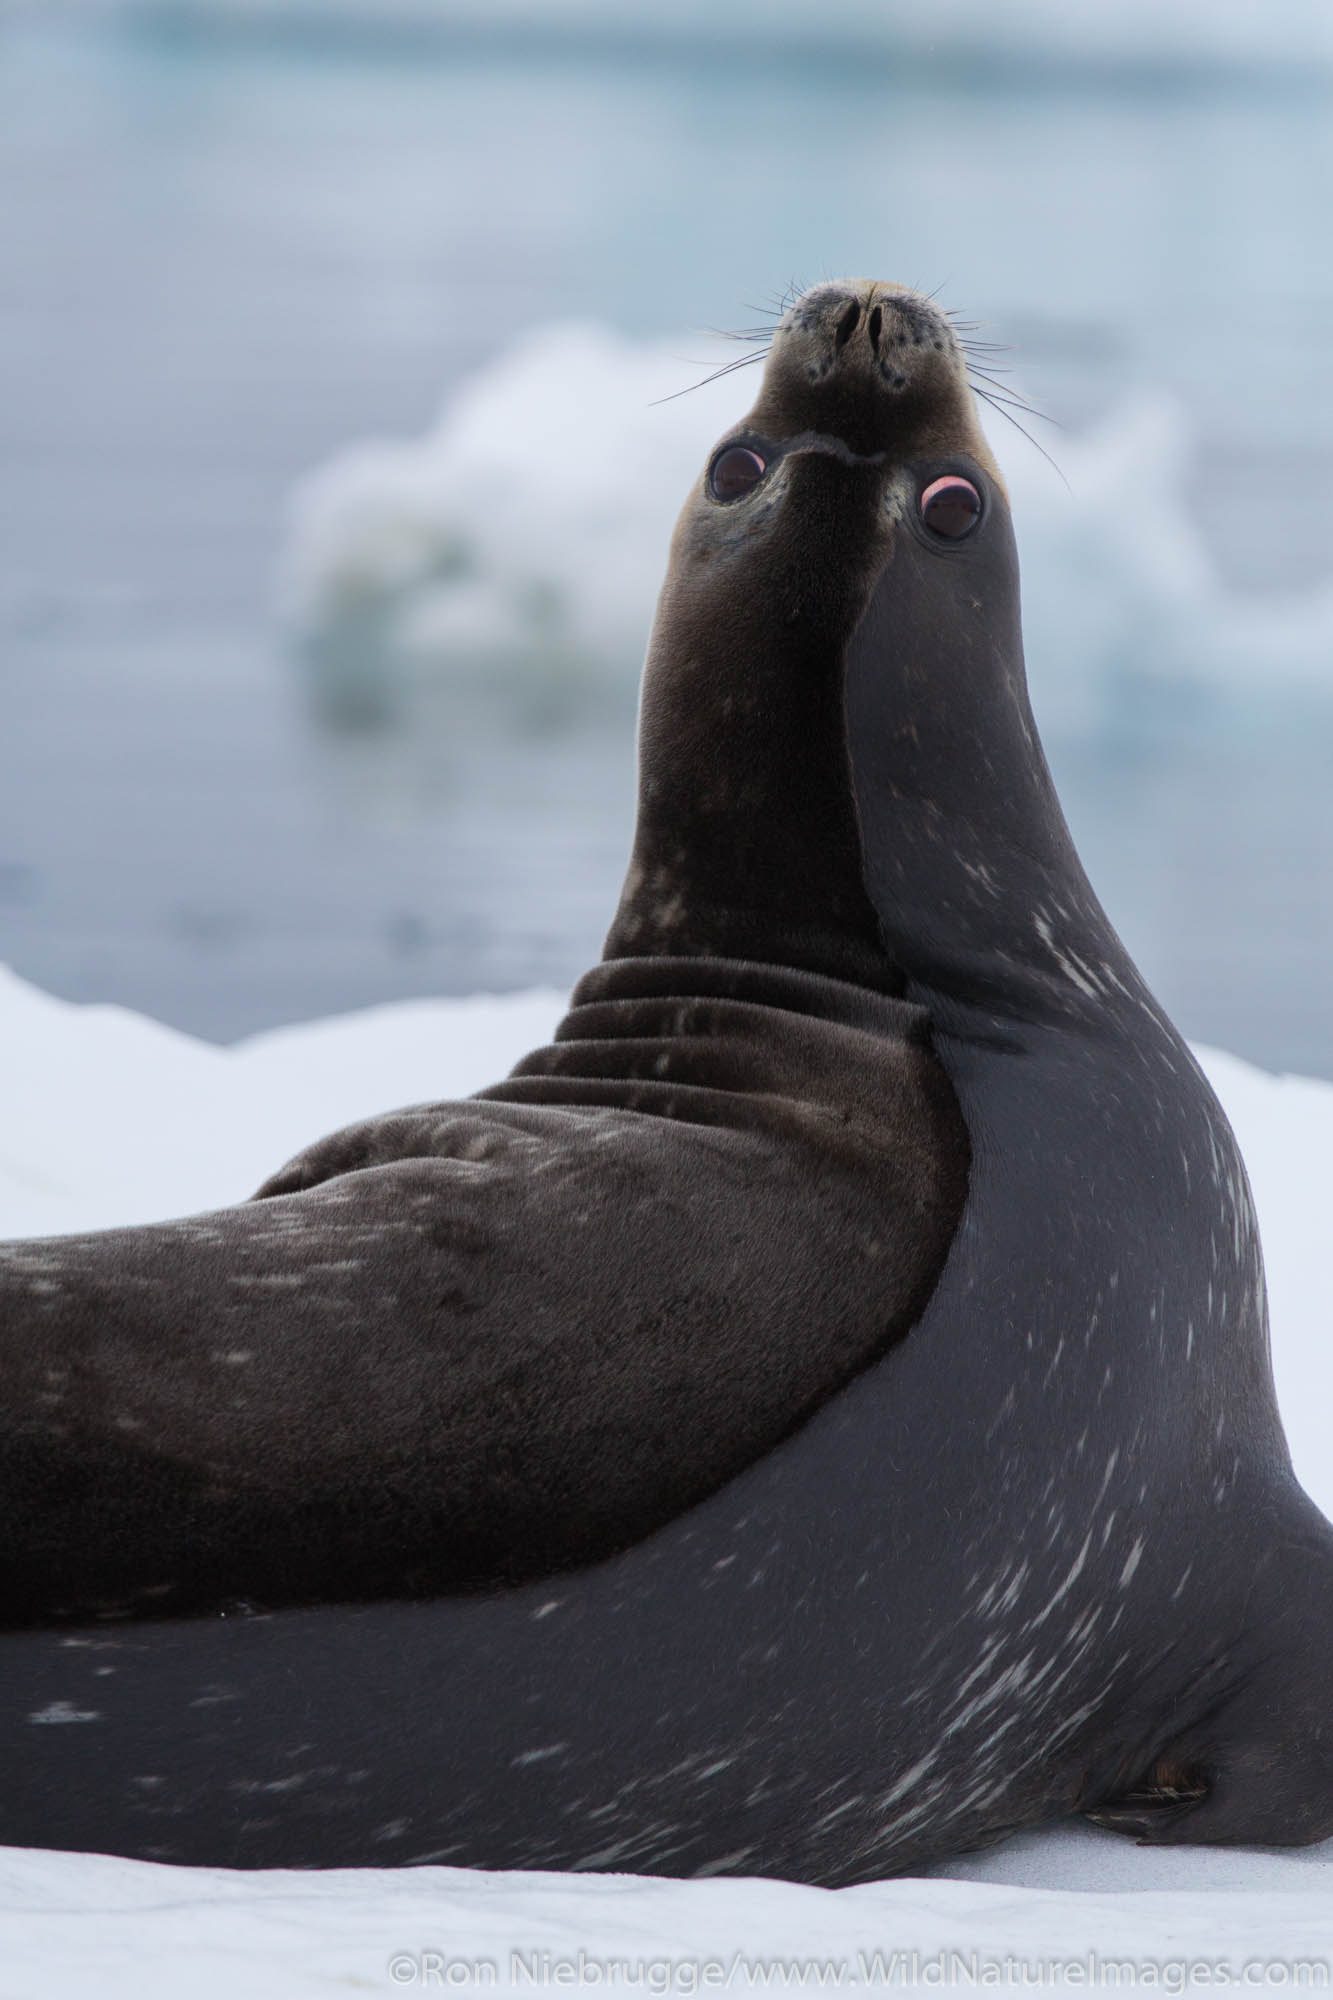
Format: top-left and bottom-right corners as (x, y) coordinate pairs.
(1090, 1708), (1333, 1852)
(1086, 1496), (1333, 1851)
(1084, 1761), (1212, 1841)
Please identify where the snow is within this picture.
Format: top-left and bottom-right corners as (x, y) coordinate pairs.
(0, 966), (567, 1238)
(2, 1834), (1332, 1997)
(0, 963), (1330, 1987)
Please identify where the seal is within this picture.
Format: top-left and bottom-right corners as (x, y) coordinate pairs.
(0, 280), (1329, 1878)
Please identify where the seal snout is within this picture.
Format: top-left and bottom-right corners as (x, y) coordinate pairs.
(744, 279), (998, 478)
(777, 281), (961, 398)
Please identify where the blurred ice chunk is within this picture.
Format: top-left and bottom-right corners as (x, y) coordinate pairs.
(279, 324), (749, 733)
(994, 393), (1333, 742)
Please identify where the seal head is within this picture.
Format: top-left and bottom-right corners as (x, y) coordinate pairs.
(606, 279), (1005, 984)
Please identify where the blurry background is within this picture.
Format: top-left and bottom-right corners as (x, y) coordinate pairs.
(3, 0), (1332, 1069)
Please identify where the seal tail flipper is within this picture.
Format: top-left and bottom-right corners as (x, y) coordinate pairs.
(1086, 1498), (1333, 1850)
(1083, 1760), (1211, 1841)
(1088, 1741), (1333, 1851)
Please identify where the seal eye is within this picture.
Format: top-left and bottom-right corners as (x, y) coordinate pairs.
(710, 446), (767, 502)
(920, 476), (982, 540)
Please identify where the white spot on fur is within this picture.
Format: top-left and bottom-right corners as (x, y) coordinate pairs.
(512, 1743), (568, 1768)
(28, 1701), (101, 1725)
(1119, 1536), (1145, 1587)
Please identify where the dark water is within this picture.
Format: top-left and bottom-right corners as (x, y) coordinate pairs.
(2, 15), (1332, 1069)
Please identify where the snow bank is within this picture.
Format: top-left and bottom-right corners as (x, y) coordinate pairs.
(0, 965), (566, 1237)
(1, 1832), (1331, 1998)
(0, 963), (1330, 1983)
(279, 327), (1333, 745)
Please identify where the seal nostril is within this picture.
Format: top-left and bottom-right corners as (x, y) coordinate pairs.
(835, 301), (861, 349)
(867, 305), (882, 352)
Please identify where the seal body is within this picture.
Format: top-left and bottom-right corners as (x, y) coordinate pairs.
(0, 281), (1329, 1877)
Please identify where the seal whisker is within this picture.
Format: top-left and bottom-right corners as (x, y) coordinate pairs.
(964, 361), (1033, 386)
(707, 327), (777, 346)
(965, 365), (1048, 407)
(650, 350), (769, 405)
(968, 384), (1070, 487)
(967, 375), (1054, 423)
(970, 386), (1054, 424)
(947, 311), (1014, 355)
(966, 373), (1058, 429)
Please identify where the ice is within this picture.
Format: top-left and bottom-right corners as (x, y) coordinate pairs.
(994, 393), (1333, 740)
(278, 324), (749, 731)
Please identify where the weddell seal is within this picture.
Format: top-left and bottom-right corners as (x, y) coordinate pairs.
(0, 280), (1330, 1877)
